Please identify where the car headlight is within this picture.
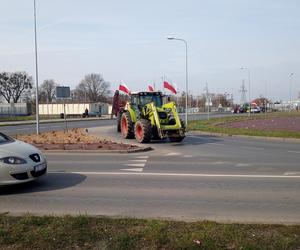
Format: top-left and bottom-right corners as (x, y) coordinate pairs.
(0, 156), (27, 165)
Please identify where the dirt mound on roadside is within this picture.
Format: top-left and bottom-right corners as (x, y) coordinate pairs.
(16, 128), (138, 151)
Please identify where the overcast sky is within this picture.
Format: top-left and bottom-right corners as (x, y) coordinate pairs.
(0, 0), (299, 102)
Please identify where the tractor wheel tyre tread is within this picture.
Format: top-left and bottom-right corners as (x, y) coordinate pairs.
(117, 112), (122, 132)
(134, 119), (152, 143)
(121, 112), (134, 139)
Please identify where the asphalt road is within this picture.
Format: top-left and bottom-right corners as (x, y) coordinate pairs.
(0, 112), (244, 136)
(1, 123), (300, 223)
(0, 119), (115, 136)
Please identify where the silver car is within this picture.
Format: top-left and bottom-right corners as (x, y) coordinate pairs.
(0, 132), (47, 185)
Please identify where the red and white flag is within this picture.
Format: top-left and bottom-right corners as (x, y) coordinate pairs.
(119, 82), (131, 95)
(163, 81), (177, 95)
(147, 85), (154, 92)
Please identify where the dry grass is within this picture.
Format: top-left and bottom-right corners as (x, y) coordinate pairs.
(16, 128), (103, 145)
(16, 128), (138, 151)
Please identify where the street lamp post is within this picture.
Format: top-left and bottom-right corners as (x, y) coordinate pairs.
(240, 67), (251, 117)
(33, 0), (40, 134)
(289, 73), (294, 113)
(167, 37), (188, 126)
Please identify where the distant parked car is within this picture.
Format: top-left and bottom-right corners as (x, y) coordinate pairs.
(251, 106), (261, 113)
(0, 132), (47, 186)
(259, 106), (265, 112)
(250, 103), (261, 113)
(232, 105), (241, 113)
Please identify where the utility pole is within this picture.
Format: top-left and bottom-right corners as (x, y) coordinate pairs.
(33, 0), (40, 134)
(289, 73), (294, 113)
(239, 80), (247, 105)
(167, 37), (188, 126)
(240, 67), (251, 117)
(204, 82), (210, 120)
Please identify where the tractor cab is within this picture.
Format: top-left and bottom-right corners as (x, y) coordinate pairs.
(130, 92), (163, 109)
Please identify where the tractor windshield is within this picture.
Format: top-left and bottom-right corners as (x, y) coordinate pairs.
(139, 93), (162, 107)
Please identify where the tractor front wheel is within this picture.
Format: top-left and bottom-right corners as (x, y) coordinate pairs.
(121, 112), (134, 139)
(134, 119), (152, 143)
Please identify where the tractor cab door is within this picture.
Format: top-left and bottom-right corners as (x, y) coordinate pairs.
(130, 95), (141, 117)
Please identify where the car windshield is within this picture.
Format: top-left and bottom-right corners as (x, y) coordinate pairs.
(0, 133), (14, 144)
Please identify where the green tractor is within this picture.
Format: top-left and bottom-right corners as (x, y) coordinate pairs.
(117, 91), (185, 143)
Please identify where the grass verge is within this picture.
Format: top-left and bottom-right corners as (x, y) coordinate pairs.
(188, 112), (300, 139)
(0, 214), (299, 249)
(0, 115), (61, 122)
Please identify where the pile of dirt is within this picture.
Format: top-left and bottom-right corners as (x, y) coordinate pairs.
(223, 116), (300, 132)
(16, 128), (138, 151)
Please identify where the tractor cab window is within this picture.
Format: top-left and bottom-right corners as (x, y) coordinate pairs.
(152, 95), (163, 107)
(139, 94), (162, 107)
(131, 95), (139, 105)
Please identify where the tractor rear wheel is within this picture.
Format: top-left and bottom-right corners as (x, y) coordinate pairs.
(117, 112), (122, 132)
(134, 119), (152, 143)
(121, 112), (134, 139)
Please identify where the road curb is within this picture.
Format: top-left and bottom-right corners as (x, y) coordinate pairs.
(42, 146), (153, 154)
(189, 131), (300, 143)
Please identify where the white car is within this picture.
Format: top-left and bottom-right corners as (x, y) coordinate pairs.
(0, 132), (47, 185)
(250, 106), (261, 113)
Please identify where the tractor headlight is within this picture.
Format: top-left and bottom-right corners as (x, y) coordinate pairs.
(0, 156), (27, 165)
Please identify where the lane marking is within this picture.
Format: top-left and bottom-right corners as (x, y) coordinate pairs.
(50, 171), (300, 179)
(210, 143), (226, 146)
(213, 161), (228, 165)
(288, 151), (300, 154)
(235, 163), (251, 167)
(187, 135), (200, 138)
(284, 172), (300, 176)
(15, 128), (32, 131)
(123, 163), (145, 167)
(135, 156), (149, 159)
(49, 125), (63, 128)
(166, 152), (181, 156)
(121, 155), (148, 171)
(242, 146), (264, 151)
(183, 155), (194, 158)
(120, 168), (143, 172)
(129, 159), (148, 163)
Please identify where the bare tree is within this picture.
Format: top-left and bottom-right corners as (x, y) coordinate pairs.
(0, 72), (11, 103)
(213, 93), (231, 107)
(75, 73), (111, 102)
(39, 79), (57, 102)
(0, 71), (33, 103)
(177, 91), (186, 108)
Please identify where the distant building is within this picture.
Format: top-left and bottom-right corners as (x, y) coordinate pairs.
(39, 102), (112, 116)
(274, 100), (300, 111)
(0, 103), (31, 116)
